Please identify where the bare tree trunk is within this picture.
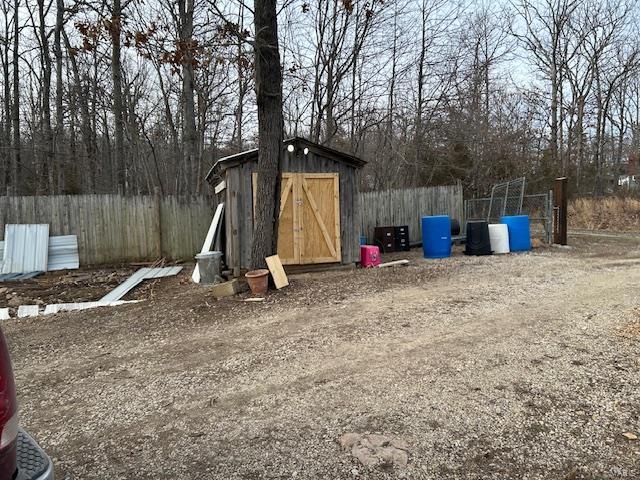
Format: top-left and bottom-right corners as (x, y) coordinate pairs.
(154, 63), (179, 189)
(575, 96), (585, 191)
(250, 0), (283, 270)
(66, 58), (79, 193)
(63, 30), (97, 189)
(558, 68), (565, 174)
(178, 0), (197, 194)
(111, 0), (126, 193)
(54, 0), (65, 193)
(384, 5), (398, 165)
(550, 61), (559, 168)
(36, 0), (54, 194)
(594, 65), (604, 195)
(235, 1), (245, 152)
(349, 13), (358, 152)
(324, 66), (335, 144)
(11, 0), (19, 194)
(615, 78), (627, 165)
(415, 0), (427, 187)
(1, 0), (10, 190)
(196, 88), (206, 195)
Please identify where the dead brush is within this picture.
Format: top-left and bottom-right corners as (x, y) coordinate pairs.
(569, 197), (640, 231)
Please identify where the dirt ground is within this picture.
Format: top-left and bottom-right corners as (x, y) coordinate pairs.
(0, 263), (185, 316)
(3, 233), (640, 479)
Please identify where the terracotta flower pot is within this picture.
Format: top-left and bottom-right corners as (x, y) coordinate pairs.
(245, 269), (269, 295)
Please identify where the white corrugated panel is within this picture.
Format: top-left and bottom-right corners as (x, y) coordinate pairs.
(1, 225), (50, 274)
(145, 266), (183, 278)
(0, 235), (78, 271)
(99, 269), (150, 303)
(48, 235), (80, 270)
(100, 266), (182, 302)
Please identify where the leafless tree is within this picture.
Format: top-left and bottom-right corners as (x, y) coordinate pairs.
(1, 0), (638, 197)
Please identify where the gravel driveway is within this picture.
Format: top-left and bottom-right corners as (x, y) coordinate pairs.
(4, 233), (640, 479)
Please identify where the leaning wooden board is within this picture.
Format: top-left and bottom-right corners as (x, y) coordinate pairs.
(265, 254), (289, 289)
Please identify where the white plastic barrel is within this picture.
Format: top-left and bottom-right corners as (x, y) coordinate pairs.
(488, 224), (510, 254)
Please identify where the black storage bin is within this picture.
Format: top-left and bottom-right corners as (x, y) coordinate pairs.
(464, 220), (492, 256)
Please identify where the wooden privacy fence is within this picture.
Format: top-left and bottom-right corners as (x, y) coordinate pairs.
(0, 194), (215, 265)
(0, 184), (461, 265)
(359, 185), (464, 244)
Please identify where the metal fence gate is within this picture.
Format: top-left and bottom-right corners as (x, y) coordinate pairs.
(465, 191), (554, 244)
(488, 177), (526, 220)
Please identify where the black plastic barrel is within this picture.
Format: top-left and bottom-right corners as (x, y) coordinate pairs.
(464, 221), (492, 256)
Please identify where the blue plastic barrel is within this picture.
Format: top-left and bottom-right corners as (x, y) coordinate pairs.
(422, 215), (451, 258)
(359, 235), (367, 246)
(500, 215), (531, 252)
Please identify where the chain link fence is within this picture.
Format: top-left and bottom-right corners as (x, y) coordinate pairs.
(465, 191), (554, 244)
(488, 178), (526, 220)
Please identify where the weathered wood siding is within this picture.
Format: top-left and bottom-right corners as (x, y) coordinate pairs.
(359, 185), (464, 244)
(223, 148), (361, 273)
(0, 194), (214, 265)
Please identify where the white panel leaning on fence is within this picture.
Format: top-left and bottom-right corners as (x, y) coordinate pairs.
(1, 224), (50, 274)
(0, 227), (80, 275)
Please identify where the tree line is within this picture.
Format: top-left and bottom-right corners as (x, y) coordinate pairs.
(1, 0), (639, 197)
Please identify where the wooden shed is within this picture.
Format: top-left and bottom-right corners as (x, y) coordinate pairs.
(206, 137), (366, 276)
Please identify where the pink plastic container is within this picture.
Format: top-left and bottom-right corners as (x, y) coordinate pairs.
(360, 245), (381, 268)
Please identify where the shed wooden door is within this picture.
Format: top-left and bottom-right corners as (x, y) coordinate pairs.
(253, 172), (341, 265)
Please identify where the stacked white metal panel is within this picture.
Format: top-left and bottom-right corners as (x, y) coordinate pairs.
(0, 232), (79, 274)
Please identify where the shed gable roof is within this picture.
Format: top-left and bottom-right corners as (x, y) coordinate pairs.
(205, 137), (366, 183)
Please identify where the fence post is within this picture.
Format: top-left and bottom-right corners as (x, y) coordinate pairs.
(154, 186), (163, 258)
(546, 190), (553, 245)
(553, 177), (568, 245)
